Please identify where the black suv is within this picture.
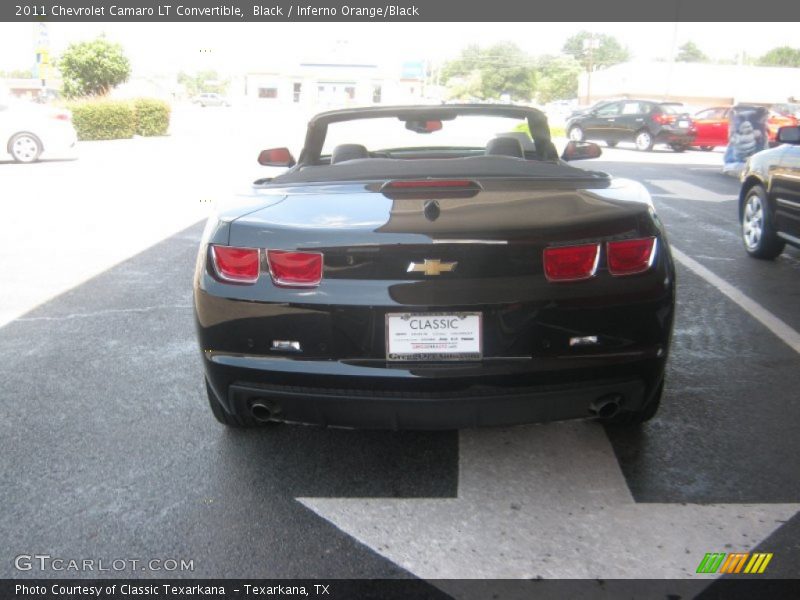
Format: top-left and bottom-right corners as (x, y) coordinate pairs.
(566, 100), (696, 152)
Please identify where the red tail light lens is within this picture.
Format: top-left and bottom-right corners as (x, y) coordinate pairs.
(607, 237), (657, 276)
(210, 245), (260, 284)
(653, 113), (676, 125)
(543, 243), (600, 282)
(267, 250), (323, 287)
(53, 112), (71, 121)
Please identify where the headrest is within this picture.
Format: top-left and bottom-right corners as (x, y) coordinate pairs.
(485, 137), (524, 158)
(331, 144), (369, 164)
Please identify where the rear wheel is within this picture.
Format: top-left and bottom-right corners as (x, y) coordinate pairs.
(634, 129), (654, 151)
(605, 140), (618, 148)
(568, 126), (585, 142)
(9, 132), (42, 163)
(670, 143), (688, 152)
(742, 185), (785, 259)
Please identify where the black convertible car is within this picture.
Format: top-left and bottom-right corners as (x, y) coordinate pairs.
(194, 104), (675, 429)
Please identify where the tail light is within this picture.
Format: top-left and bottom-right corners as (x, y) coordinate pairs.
(653, 113), (676, 125)
(543, 243), (600, 282)
(607, 237), (657, 276)
(267, 250), (323, 287)
(210, 245), (260, 284)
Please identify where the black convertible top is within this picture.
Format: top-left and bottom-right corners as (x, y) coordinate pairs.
(295, 104), (557, 166)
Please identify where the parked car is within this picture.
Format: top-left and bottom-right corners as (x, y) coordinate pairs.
(194, 104), (675, 430)
(771, 103), (800, 120)
(192, 92), (230, 107)
(692, 106), (799, 150)
(566, 99), (695, 152)
(0, 97), (77, 163)
(566, 99), (617, 120)
(739, 125), (800, 259)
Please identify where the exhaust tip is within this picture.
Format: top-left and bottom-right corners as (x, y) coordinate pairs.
(589, 394), (622, 419)
(250, 402), (273, 423)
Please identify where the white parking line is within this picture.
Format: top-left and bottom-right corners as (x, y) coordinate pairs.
(650, 179), (736, 203)
(672, 246), (800, 355)
(300, 421), (799, 579)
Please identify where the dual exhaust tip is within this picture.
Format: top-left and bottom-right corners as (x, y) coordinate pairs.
(250, 402), (276, 423)
(589, 394), (623, 419)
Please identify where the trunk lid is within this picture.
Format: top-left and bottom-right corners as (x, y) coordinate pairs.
(229, 178), (657, 283)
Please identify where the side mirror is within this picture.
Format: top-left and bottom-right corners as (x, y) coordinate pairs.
(777, 126), (800, 144)
(561, 141), (602, 161)
(258, 147), (295, 167)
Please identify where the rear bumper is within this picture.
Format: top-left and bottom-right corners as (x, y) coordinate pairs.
(655, 130), (695, 145)
(41, 126), (78, 158)
(203, 352), (665, 429)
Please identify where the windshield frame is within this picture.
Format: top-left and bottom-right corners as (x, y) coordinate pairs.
(296, 104), (557, 165)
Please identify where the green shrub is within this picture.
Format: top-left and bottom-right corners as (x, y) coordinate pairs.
(68, 97), (171, 141)
(132, 98), (171, 136)
(69, 100), (135, 141)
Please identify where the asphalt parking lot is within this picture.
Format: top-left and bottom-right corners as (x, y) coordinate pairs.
(1, 108), (799, 594)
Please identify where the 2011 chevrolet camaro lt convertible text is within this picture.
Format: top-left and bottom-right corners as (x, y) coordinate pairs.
(193, 105), (676, 430)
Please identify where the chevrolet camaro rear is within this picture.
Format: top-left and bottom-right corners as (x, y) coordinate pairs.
(194, 105), (675, 430)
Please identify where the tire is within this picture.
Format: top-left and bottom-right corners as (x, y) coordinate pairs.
(634, 129), (654, 152)
(568, 126), (585, 142)
(741, 185), (785, 259)
(205, 378), (270, 428)
(700, 145), (715, 151)
(670, 143), (687, 152)
(605, 140), (618, 148)
(604, 380), (663, 426)
(9, 132), (42, 163)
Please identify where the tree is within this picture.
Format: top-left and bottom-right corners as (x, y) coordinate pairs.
(59, 37), (130, 98)
(676, 41), (708, 63)
(757, 46), (800, 68)
(562, 32), (630, 72)
(533, 55), (582, 103)
(440, 44), (484, 83)
(441, 43), (536, 101)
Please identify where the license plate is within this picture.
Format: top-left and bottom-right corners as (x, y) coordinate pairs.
(678, 120), (690, 128)
(385, 312), (482, 361)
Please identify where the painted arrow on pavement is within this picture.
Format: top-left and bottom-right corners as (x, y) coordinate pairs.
(298, 421), (798, 580)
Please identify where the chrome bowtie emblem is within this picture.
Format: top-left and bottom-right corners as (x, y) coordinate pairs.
(407, 259), (458, 276)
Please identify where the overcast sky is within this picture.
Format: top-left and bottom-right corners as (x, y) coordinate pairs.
(0, 22), (797, 75)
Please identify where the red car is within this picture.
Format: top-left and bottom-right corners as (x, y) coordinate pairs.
(692, 106), (798, 150)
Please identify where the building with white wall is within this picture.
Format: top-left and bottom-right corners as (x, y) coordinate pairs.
(244, 59), (427, 108)
(580, 61), (800, 106)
